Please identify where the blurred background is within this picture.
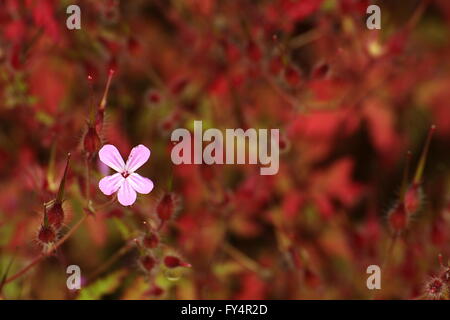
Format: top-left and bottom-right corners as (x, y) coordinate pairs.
(1, 0), (450, 299)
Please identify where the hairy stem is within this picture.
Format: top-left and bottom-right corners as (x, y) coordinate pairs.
(4, 215), (88, 285)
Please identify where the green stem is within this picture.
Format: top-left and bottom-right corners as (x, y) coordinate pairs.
(413, 125), (435, 185)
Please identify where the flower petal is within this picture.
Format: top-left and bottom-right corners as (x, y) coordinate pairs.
(99, 144), (126, 173)
(127, 173), (154, 194)
(117, 179), (137, 206)
(99, 173), (125, 196)
(125, 144), (150, 172)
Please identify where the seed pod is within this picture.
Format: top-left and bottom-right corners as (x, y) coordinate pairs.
(163, 256), (191, 269)
(38, 225), (56, 244)
(83, 126), (101, 155)
(142, 232), (159, 249)
(140, 255), (156, 272)
(156, 193), (175, 222)
(404, 184), (422, 215)
(426, 278), (446, 300)
(47, 202), (64, 229)
(388, 203), (408, 234)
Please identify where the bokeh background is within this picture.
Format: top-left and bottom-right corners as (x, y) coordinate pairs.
(1, 0), (450, 299)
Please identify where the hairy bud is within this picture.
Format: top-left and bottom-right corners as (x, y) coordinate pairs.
(47, 202), (64, 229)
(83, 126), (101, 155)
(157, 193), (176, 222)
(142, 232), (159, 249)
(404, 184), (422, 215)
(38, 225), (56, 244)
(388, 203), (408, 234)
(163, 256), (191, 268)
(140, 255), (156, 272)
(426, 278), (446, 300)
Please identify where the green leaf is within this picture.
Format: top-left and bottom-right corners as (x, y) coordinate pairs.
(77, 270), (127, 300)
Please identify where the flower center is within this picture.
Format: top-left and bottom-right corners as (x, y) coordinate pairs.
(122, 171), (130, 178)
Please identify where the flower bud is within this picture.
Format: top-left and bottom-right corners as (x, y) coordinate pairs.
(426, 278), (445, 299)
(47, 202), (64, 229)
(157, 193), (175, 222)
(83, 126), (101, 155)
(38, 225), (56, 244)
(388, 203), (408, 234)
(163, 256), (191, 268)
(404, 184), (422, 215)
(142, 232), (159, 249)
(140, 255), (156, 272)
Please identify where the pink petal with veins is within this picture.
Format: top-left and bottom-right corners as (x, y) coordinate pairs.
(117, 179), (137, 206)
(99, 144), (126, 172)
(128, 173), (154, 194)
(125, 144), (150, 172)
(99, 173), (125, 196)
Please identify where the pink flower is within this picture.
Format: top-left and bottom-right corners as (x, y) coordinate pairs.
(98, 144), (154, 206)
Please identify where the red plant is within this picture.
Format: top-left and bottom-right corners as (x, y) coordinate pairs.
(1, 0), (450, 300)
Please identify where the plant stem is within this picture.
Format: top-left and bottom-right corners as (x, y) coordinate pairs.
(93, 195), (117, 211)
(4, 215), (88, 285)
(85, 156), (91, 203)
(87, 241), (134, 283)
(223, 242), (270, 279)
(382, 234), (398, 269)
(370, 234), (399, 300)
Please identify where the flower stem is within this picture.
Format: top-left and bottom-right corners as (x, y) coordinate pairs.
(223, 242), (270, 279)
(382, 234), (398, 269)
(4, 215), (88, 285)
(87, 241), (134, 283)
(413, 125), (436, 185)
(85, 156), (91, 203)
